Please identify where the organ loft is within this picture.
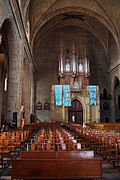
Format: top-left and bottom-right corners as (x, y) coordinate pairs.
(50, 44), (100, 125)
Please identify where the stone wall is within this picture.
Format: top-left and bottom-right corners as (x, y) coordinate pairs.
(35, 26), (106, 121)
(0, 0), (35, 127)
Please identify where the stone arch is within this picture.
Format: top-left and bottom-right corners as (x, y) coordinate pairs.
(0, 18), (23, 127)
(0, 46), (7, 126)
(34, 24), (108, 58)
(71, 95), (87, 126)
(68, 99), (83, 125)
(24, 0), (31, 18)
(31, 6), (119, 50)
(0, 18), (17, 125)
(26, 20), (30, 43)
(24, 1), (31, 44)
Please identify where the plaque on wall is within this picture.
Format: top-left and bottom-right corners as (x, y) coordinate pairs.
(36, 101), (42, 110)
(44, 101), (50, 110)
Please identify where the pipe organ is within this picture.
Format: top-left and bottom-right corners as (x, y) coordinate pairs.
(58, 45), (90, 91)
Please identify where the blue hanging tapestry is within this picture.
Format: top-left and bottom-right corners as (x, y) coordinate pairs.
(89, 85), (97, 105)
(63, 85), (71, 106)
(55, 85), (63, 106)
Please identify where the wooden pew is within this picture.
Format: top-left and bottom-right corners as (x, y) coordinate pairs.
(12, 151), (102, 180)
(57, 158), (102, 180)
(12, 159), (57, 179)
(20, 151), (57, 159)
(20, 151), (94, 159)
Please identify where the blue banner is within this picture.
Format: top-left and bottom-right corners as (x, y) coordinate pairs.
(89, 86), (97, 105)
(63, 85), (71, 106)
(55, 85), (63, 106)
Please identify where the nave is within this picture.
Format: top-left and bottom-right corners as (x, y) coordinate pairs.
(0, 122), (120, 179)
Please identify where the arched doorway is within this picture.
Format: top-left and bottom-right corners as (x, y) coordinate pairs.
(114, 77), (120, 122)
(0, 19), (10, 126)
(68, 99), (83, 125)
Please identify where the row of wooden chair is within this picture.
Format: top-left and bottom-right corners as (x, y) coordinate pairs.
(0, 128), (32, 169)
(25, 123), (86, 152)
(75, 126), (120, 167)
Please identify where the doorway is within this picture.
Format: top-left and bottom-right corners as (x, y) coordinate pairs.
(68, 99), (83, 125)
(114, 77), (120, 122)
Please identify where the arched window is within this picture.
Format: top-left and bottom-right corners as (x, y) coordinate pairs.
(26, 20), (30, 43)
(4, 74), (7, 91)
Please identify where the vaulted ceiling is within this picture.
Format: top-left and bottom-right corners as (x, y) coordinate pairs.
(22, 0), (120, 50)
(20, 0), (120, 89)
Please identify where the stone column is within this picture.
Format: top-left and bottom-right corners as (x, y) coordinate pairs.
(0, 61), (3, 125)
(7, 37), (23, 127)
(16, 40), (24, 127)
(30, 64), (34, 114)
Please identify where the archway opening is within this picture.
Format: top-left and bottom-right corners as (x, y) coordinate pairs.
(68, 99), (83, 125)
(114, 77), (120, 122)
(0, 20), (10, 126)
(0, 53), (7, 126)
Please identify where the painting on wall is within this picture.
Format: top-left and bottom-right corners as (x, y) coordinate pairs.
(44, 101), (50, 110)
(36, 101), (42, 110)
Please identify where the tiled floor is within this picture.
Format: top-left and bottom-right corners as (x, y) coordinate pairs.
(0, 159), (120, 180)
(102, 160), (120, 180)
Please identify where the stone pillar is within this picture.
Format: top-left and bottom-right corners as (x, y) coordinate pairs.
(86, 104), (90, 123)
(30, 64), (34, 114)
(7, 37), (23, 127)
(89, 86), (100, 123)
(110, 74), (116, 122)
(22, 58), (32, 124)
(0, 60), (3, 125)
(118, 64), (120, 80)
(16, 40), (24, 127)
(50, 85), (55, 122)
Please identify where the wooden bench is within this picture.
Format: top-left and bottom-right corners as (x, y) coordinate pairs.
(20, 151), (57, 159)
(12, 151), (102, 180)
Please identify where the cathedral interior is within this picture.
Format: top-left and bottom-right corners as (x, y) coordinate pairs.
(0, 0), (120, 179)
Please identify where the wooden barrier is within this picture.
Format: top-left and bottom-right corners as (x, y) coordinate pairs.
(12, 151), (102, 180)
(86, 122), (120, 131)
(20, 151), (94, 159)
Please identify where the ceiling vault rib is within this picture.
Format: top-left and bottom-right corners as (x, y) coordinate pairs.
(31, 5), (118, 52)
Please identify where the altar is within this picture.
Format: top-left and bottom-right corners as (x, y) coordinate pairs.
(50, 85), (100, 126)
